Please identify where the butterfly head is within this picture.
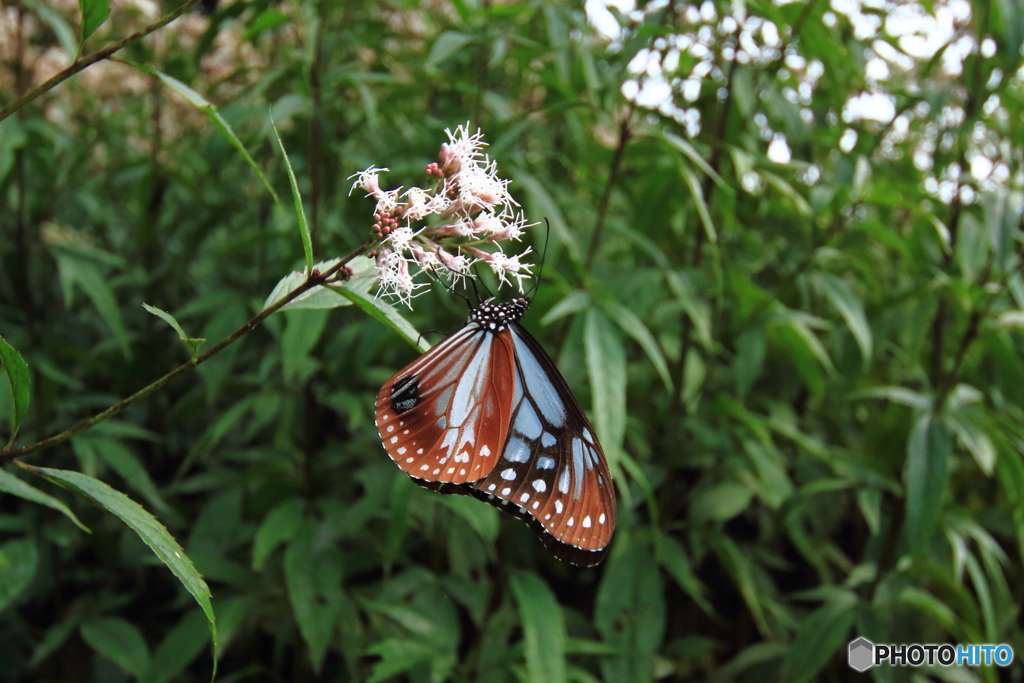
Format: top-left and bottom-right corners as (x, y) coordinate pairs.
(468, 298), (529, 333)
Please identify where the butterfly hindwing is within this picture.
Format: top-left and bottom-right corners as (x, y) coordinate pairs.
(375, 298), (616, 565)
(375, 324), (515, 485)
(468, 322), (616, 561)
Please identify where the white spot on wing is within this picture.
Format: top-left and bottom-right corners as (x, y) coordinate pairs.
(501, 468), (517, 480)
(397, 447), (406, 455)
(555, 500), (563, 514)
(502, 487), (511, 495)
(488, 484), (496, 491)
(532, 479), (546, 492)
(480, 445), (491, 456)
(420, 465), (429, 471)
(387, 425), (394, 433)
(504, 437), (531, 463)
(541, 432), (556, 448)
(558, 469), (570, 494)
(599, 513), (606, 524)
(520, 493), (530, 503)
(390, 436), (398, 444)
(517, 401), (543, 439)
(406, 458), (414, 463)
(538, 456), (556, 470)
(583, 516), (592, 528)
(533, 501), (540, 509)
(568, 517), (574, 527)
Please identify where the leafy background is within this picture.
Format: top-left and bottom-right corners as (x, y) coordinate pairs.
(2, 0), (1024, 681)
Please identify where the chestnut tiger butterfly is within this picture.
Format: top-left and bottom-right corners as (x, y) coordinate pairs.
(375, 297), (616, 566)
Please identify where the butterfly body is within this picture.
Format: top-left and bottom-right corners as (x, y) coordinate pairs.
(375, 298), (616, 565)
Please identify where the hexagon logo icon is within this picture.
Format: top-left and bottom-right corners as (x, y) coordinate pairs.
(848, 637), (874, 672)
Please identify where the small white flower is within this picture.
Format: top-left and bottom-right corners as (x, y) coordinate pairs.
(402, 187), (436, 221)
(487, 247), (534, 292)
(386, 226), (417, 253)
(348, 165), (388, 196)
(374, 188), (402, 215)
(436, 248), (475, 286)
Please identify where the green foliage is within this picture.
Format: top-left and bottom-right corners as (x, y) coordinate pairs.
(3, 0), (1024, 681)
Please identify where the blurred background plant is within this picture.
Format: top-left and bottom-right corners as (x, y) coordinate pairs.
(2, 0), (1024, 681)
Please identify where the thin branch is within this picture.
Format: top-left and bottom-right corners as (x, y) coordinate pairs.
(0, 243), (372, 462)
(585, 113), (634, 270)
(0, 0), (203, 123)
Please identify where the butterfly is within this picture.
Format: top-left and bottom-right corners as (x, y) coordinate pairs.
(375, 297), (616, 566)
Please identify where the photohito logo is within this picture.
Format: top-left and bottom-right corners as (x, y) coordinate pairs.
(848, 638), (1014, 671)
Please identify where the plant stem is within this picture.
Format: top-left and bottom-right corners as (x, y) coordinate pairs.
(0, 243), (372, 462)
(585, 113), (633, 270)
(0, 0), (203, 123)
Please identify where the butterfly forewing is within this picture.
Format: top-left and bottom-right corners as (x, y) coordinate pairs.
(375, 324), (515, 485)
(467, 322), (616, 558)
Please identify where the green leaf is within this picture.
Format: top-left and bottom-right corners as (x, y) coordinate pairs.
(851, 386), (932, 410)
(661, 131), (730, 192)
(600, 300), (673, 392)
(0, 334), (30, 446)
(0, 538), (38, 612)
(595, 534), (666, 682)
(142, 303), (205, 358)
(808, 273), (873, 369)
(653, 532), (714, 616)
(510, 571), (567, 683)
(252, 498), (304, 571)
(16, 465), (217, 661)
(439, 495), (499, 545)
(271, 115), (314, 271)
(678, 159), (717, 245)
(0, 469), (89, 532)
(126, 63), (279, 204)
(903, 414), (951, 553)
(263, 256), (376, 312)
(92, 438), (173, 517)
(78, 0), (109, 47)
(285, 519), (342, 672)
(540, 291), (590, 325)
(585, 309), (627, 452)
(426, 31), (474, 69)
(143, 609), (211, 683)
(690, 482), (753, 523)
(945, 413), (996, 476)
(779, 593), (857, 683)
(329, 285), (429, 352)
(80, 617), (150, 678)
(24, 0), (77, 60)
(281, 309), (328, 383)
(55, 254), (131, 359)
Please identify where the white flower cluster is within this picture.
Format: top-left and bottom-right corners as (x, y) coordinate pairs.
(349, 124), (536, 307)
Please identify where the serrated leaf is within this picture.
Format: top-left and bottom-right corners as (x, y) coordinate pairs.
(78, 0), (109, 46)
(80, 617), (150, 678)
(585, 309), (627, 451)
(16, 465), (217, 663)
(0, 333), (30, 446)
(779, 593), (857, 683)
(510, 571), (566, 683)
(0, 469), (89, 532)
(271, 115), (313, 270)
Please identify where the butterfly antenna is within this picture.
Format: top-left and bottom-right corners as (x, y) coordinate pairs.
(427, 264), (472, 310)
(526, 218), (551, 304)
